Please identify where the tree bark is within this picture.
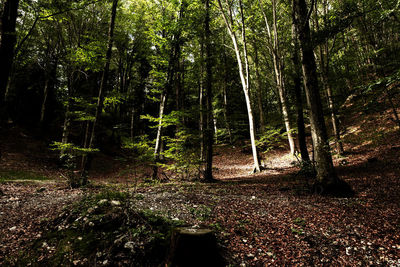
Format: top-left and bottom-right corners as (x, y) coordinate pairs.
(153, 3), (185, 180)
(217, 0), (261, 172)
(291, 21), (310, 162)
(293, 0), (352, 195)
(253, 42), (266, 134)
(81, 0), (119, 183)
(222, 36), (233, 144)
(0, 0), (20, 122)
(203, 0), (214, 181)
(316, 0), (344, 155)
(259, 0), (296, 155)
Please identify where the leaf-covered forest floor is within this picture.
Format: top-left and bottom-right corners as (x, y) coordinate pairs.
(1, 96), (400, 266)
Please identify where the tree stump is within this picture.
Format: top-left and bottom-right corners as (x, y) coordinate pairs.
(166, 226), (225, 267)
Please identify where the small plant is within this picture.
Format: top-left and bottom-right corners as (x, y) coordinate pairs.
(189, 204), (212, 221)
(291, 227), (304, 235)
(256, 126), (293, 154)
(51, 142), (99, 188)
(293, 217), (306, 226)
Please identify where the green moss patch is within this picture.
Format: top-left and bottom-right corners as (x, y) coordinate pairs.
(0, 169), (50, 183)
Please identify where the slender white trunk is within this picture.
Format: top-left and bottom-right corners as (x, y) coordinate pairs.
(217, 0), (261, 172)
(40, 79), (49, 123)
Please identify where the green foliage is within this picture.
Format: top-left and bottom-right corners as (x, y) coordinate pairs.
(256, 127), (292, 153)
(189, 204), (212, 221)
(159, 129), (202, 180)
(0, 170), (49, 183)
(13, 189), (184, 266)
(50, 142), (99, 157)
(293, 217), (306, 227)
(122, 135), (154, 163)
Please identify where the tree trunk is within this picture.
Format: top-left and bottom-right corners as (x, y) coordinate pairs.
(217, 0), (261, 172)
(293, 0), (353, 195)
(0, 0), (20, 122)
(253, 42), (266, 134)
(259, 0), (295, 155)
(203, 0), (214, 181)
(291, 21), (310, 162)
(222, 36), (233, 144)
(166, 227), (225, 267)
(40, 79), (49, 124)
(153, 3), (185, 179)
(272, 0), (295, 155)
(81, 0), (119, 183)
(60, 75), (73, 162)
(153, 91), (168, 179)
(316, 0), (344, 155)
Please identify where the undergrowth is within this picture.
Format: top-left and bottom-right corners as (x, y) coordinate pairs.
(10, 189), (184, 266)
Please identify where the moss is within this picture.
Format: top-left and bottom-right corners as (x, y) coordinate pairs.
(0, 169), (49, 183)
(14, 189), (185, 266)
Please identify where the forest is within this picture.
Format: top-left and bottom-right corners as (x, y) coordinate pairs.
(0, 0), (399, 265)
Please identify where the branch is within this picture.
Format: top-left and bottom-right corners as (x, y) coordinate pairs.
(15, 0), (102, 55)
(304, 0), (315, 26)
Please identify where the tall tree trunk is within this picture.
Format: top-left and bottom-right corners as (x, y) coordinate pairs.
(316, 0), (344, 155)
(153, 91), (168, 179)
(258, 0), (295, 155)
(153, 3), (185, 180)
(40, 79), (49, 124)
(60, 75), (74, 162)
(222, 36), (233, 144)
(253, 42), (266, 134)
(81, 0), (119, 183)
(0, 0), (20, 122)
(204, 0), (214, 181)
(199, 48), (205, 161)
(291, 21), (310, 162)
(217, 0), (261, 172)
(293, 0), (352, 195)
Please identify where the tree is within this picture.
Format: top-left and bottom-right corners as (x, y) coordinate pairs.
(0, 0), (20, 121)
(314, 0), (344, 155)
(203, 0), (214, 181)
(258, 0), (296, 155)
(81, 0), (119, 184)
(292, 0), (352, 195)
(291, 16), (310, 163)
(216, 0), (261, 172)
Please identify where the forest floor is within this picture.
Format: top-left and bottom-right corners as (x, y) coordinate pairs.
(1, 98), (400, 266)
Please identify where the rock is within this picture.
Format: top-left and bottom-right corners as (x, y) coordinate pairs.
(87, 207), (95, 213)
(9, 226), (17, 231)
(111, 200), (121, 206)
(37, 187), (46, 193)
(124, 241), (135, 250)
(98, 199), (108, 205)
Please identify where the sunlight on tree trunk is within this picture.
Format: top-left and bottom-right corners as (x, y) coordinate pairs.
(217, 0), (261, 173)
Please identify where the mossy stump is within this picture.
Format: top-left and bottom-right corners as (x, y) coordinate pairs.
(166, 227), (225, 267)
